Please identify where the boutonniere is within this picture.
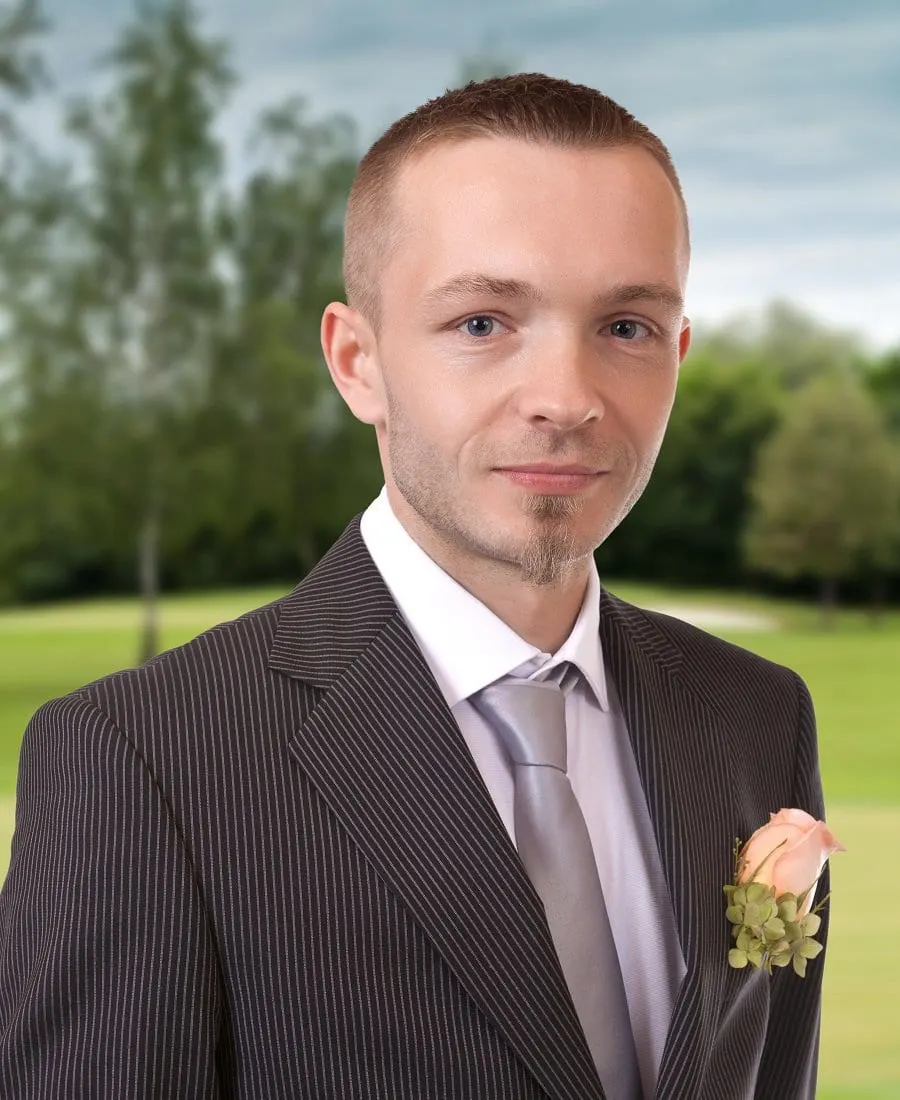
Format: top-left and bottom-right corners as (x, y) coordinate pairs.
(724, 808), (845, 977)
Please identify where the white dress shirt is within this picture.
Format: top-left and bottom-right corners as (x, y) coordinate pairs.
(360, 488), (686, 1097)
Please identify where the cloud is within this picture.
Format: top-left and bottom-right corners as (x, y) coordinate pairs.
(19, 0), (900, 349)
(689, 230), (900, 342)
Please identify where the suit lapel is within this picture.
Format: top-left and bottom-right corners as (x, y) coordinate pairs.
(598, 592), (738, 1099)
(270, 519), (605, 1100)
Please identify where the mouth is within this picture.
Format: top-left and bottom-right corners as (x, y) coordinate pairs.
(493, 464), (606, 493)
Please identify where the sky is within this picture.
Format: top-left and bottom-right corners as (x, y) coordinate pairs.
(23, 0), (900, 350)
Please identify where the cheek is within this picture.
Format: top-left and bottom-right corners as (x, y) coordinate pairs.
(654, 383), (679, 444)
(401, 360), (501, 445)
(614, 367), (678, 451)
(386, 372), (481, 462)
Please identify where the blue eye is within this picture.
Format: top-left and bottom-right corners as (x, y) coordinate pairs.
(609, 319), (650, 340)
(463, 316), (495, 338)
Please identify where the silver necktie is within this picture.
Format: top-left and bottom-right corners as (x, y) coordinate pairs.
(471, 664), (641, 1100)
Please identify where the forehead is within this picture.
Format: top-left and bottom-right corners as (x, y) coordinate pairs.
(385, 136), (689, 305)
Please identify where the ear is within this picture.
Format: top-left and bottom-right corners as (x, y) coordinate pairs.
(321, 302), (385, 425)
(678, 317), (692, 364)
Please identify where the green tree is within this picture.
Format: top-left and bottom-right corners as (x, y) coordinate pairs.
(696, 300), (868, 389)
(869, 347), (900, 435)
(1, 14), (383, 609)
(231, 95), (357, 350)
(865, 348), (900, 612)
(0, 0), (50, 336)
(0, 0), (61, 601)
(197, 95), (380, 581)
(59, 0), (235, 659)
(0, 247), (121, 602)
(0, 0), (48, 154)
(744, 374), (900, 624)
(598, 353), (782, 586)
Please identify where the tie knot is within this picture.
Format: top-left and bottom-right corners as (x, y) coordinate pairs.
(470, 663), (576, 771)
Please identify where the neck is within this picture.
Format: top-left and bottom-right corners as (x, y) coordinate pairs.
(455, 562), (590, 654)
(387, 491), (592, 653)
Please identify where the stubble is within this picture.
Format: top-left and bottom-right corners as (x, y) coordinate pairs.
(385, 386), (592, 587)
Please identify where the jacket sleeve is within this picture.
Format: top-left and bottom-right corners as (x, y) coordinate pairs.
(754, 676), (831, 1100)
(0, 693), (222, 1098)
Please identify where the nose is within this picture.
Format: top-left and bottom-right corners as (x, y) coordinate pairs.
(515, 333), (604, 433)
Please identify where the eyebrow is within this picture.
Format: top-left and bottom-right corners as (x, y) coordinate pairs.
(423, 273), (541, 307)
(423, 272), (684, 315)
(603, 282), (685, 315)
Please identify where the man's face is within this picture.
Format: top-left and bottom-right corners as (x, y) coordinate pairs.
(354, 137), (690, 586)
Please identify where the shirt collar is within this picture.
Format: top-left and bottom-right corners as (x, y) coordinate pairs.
(358, 487), (609, 711)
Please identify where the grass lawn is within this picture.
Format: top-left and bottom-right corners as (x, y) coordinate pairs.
(0, 582), (897, 1096)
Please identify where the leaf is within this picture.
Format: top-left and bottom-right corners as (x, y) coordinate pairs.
(803, 912), (822, 937)
(728, 949), (749, 969)
(745, 882), (771, 904)
(799, 938), (824, 960)
(744, 902), (762, 927)
(777, 895), (798, 923)
(763, 917), (786, 940)
(725, 905), (744, 924)
(784, 920), (803, 944)
(792, 954), (808, 978)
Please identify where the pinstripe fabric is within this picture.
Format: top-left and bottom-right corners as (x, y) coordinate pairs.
(597, 604), (827, 1099)
(0, 515), (828, 1099)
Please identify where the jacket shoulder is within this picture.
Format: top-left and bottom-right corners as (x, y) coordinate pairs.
(603, 589), (804, 707)
(61, 592), (294, 733)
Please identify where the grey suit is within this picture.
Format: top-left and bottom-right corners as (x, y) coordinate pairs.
(0, 517), (828, 1098)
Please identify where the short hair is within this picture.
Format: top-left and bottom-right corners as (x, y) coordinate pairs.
(343, 73), (686, 326)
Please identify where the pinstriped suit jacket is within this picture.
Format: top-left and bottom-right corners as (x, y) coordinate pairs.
(0, 517), (828, 1099)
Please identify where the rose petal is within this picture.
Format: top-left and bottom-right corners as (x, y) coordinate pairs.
(770, 822), (845, 915)
(769, 808), (819, 830)
(739, 822), (804, 886)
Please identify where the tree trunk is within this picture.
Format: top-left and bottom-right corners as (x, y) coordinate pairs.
(138, 498), (161, 663)
(818, 575), (838, 630)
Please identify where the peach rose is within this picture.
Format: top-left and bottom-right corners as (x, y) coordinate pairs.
(738, 808), (845, 916)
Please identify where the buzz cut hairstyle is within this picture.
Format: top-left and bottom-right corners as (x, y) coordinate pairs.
(342, 72), (687, 327)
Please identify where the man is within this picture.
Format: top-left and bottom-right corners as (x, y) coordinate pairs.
(0, 75), (828, 1099)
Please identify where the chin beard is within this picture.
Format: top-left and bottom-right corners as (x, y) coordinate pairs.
(517, 492), (583, 585)
(522, 491), (584, 522)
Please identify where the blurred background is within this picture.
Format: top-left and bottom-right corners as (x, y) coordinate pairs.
(0, 1), (897, 1095)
